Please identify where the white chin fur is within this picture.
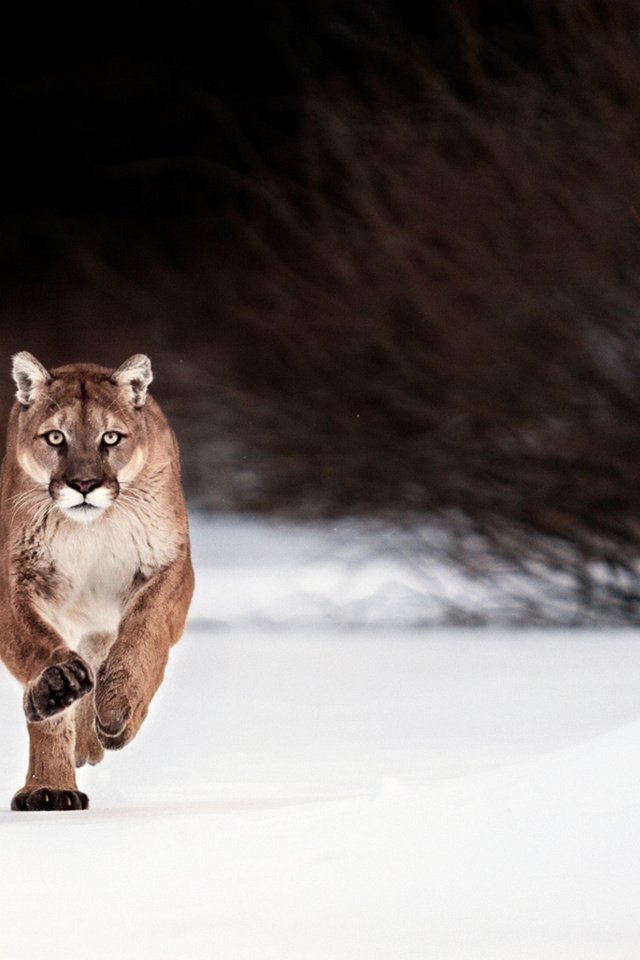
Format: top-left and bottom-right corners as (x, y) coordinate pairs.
(55, 484), (115, 523)
(60, 504), (105, 524)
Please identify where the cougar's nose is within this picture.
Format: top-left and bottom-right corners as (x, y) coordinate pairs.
(67, 478), (102, 495)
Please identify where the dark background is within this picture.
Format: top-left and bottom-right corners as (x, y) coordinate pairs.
(3, 0), (640, 620)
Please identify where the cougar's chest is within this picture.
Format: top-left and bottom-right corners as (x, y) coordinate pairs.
(33, 512), (168, 649)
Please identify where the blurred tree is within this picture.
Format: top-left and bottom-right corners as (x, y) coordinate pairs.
(1, 0), (640, 620)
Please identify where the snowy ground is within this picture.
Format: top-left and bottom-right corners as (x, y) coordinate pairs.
(1, 515), (640, 958)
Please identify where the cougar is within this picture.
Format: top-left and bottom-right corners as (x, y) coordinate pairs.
(0, 352), (194, 810)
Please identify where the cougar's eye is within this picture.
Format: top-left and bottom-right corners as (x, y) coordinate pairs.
(102, 431), (122, 446)
(43, 430), (65, 447)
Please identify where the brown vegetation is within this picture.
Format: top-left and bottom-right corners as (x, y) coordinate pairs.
(2, 1), (640, 619)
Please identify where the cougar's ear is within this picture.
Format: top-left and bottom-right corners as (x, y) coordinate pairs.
(11, 352), (51, 406)
(111, 354), (153, 408)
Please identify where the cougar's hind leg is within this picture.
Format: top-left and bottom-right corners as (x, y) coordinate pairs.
(74, 695), (104, 767)
(73, 631), (113, 768)
(11, 713), (89, 811)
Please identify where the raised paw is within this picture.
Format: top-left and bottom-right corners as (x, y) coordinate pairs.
(94, 663), (147, 750)
(11, 787), (89, 811)
(94, 697), (149, 751)
(24, 657), (94, 722)
(94, 707), (134, 750)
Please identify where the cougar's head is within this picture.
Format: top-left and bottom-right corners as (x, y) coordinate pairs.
(11, 352), (153, 524)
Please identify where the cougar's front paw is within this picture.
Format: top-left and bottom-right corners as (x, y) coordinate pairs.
(94, 710), (133, 750)
(24, 657), (94, 722)
(94, 663), (148, 750)
(11, 787), (89, 811)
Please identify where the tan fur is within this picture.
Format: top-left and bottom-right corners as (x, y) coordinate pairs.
(0, 353), (194, 811)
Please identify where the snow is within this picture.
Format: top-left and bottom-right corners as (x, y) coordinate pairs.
(1, 514), (640, 958)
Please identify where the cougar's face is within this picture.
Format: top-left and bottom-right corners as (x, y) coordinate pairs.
(12, 354), (152, 525)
